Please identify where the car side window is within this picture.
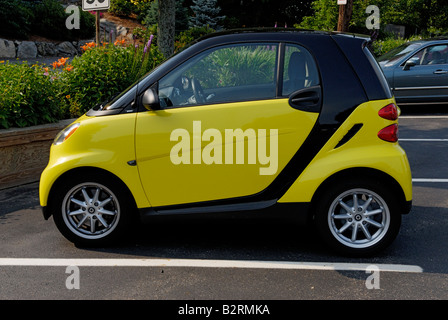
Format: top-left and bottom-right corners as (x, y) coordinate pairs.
(157, 43), (278, 108)
(282, 44), (319, 96)
(408, 44), (448, 66)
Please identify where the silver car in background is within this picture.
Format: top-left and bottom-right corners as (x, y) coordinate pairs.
(378, 38), (448, 105)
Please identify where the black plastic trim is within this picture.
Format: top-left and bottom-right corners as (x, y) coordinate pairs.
(139, 202), (311, 224)
(334, 123), (363, 149)
(141, 199), (277, 216)
(41, 206), (51, 220)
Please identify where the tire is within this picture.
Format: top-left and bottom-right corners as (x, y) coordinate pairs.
(51, 173), (136, 246)
(315, 179), (402, 257)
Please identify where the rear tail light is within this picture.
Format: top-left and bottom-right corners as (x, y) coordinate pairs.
(378, 124), (398, 142)
(378, 103), (399, 120)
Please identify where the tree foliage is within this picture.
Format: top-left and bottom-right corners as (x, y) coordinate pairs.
(189, 0), (225, 29)
(298, 0), (448, 36)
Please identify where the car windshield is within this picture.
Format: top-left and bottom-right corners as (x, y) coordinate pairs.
(377, 42), (422, 66)
(99, 62), (166, 111)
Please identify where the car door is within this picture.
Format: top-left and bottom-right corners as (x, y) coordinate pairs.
(393, 44), (448, 103)
(135, 42), (321, 208)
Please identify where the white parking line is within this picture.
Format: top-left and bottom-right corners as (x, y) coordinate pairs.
(400, 138), (448, 142)
(413, 178), (448, 183)
(400, 116), (448, 119)
(0, 258), (423, 273)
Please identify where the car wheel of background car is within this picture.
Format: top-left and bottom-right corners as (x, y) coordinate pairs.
(314, 179), (402, 257)
(51, 173), (135, 246)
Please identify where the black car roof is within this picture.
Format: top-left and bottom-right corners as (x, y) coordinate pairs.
(194, 27), (371, 44)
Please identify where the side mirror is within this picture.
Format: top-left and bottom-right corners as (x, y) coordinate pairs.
(403, 60), (416, 71)
(141, 88), (160, 110)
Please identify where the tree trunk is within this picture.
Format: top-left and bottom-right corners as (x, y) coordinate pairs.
(158, 0), (176, 58)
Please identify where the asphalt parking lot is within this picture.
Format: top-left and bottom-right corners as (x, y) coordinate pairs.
(0, 106), (447, 305)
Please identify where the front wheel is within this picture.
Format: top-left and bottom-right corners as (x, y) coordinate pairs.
(51, 174), (135, 246)
(315, 181), (402, 256)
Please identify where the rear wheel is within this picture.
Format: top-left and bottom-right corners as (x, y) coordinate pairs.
(51, 174), (135, 246)
(315, 180), (401, 256)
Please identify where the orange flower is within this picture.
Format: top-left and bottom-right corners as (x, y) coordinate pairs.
(65, 65), (73, 72)
(114, 39), (126, 46)
(81, 42), (96, 52)
(66, 95), (70, 99)
(58, 57), (69, 66)
(51, 61), (58, 69)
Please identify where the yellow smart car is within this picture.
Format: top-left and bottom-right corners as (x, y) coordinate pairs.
(40, 30), (412, 256)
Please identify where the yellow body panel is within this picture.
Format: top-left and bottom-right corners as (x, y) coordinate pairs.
(135, 99), (319, 206)
(39, 113), (150, 208)
(278, 98), (413, 203)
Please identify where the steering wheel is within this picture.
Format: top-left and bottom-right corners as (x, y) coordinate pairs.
(191, 78), (206, 104)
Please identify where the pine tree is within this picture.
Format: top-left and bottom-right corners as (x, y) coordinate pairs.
(189, 0), (226, 30)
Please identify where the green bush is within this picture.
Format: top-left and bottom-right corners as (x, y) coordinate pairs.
(0, 62), (63, 129)
(109, 0), (135, 17)
(0, 0), (94, 41)
(0, 40), (165, 129)
(175, 26), (215, 52)
(32, 0), (95, 40)
(71, 10), (96, 40)
(0, 0), (34, 39)
(59, 42), (164, 115)
(371, 35), (424, 57)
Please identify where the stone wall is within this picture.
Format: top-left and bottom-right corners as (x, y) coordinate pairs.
(0, 21), (132, 59)
(0, 119), (74, 190)
(0, 39), (94, 59)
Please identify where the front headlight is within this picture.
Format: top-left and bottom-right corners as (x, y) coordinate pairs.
(53, 122), (80, 145)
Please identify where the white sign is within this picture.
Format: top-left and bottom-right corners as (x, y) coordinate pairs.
(338, 0), (347, 4)
(82, 0), (110, 11)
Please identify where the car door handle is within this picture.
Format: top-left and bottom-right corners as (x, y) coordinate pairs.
(288, 86), (321, 112)
(433, 70), (448, 74)
(290, 95), (319, 104)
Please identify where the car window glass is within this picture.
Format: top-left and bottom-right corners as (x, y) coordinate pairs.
(377, 42), (422, 65)
(157, 43), (278, 108)
(282, 44), (319, 96)
(408, 44), (448, 65)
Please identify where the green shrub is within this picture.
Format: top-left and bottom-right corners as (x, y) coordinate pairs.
(175, 26), (215, 52)
(371, 35), (424, 57)
(33, 0), (68, 40)
(0, 0), (34, 39)
(0, 41), (165, 129)
(0, 0), (95, 41)
(68, 9), (96, 40)
(59, 41), (164, 115)
(109, 0), (135, 17)
(31, 0), (95, 41)
(0, 62), (63, 129)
